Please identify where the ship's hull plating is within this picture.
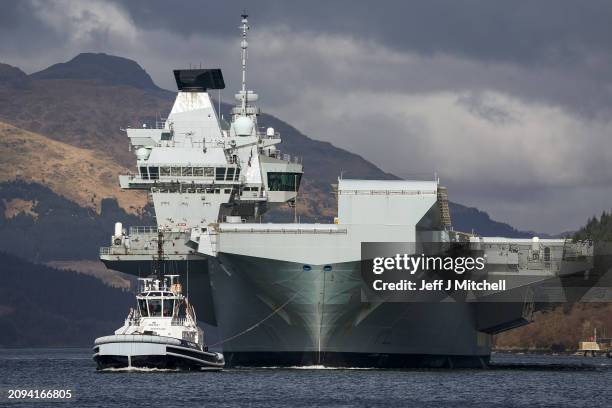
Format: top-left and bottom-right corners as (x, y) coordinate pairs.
(208, 255), (491, 368)
(93, 335), (224, 371)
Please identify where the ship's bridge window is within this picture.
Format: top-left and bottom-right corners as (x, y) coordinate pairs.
(204, 167), (214, 177)
(171, 167), (181, 176)
(138, 299), (148, 317)
(182, 167), (193, 176)
(139, 166), (149, 180)
(162, 299), (174, 317)
(193, 167), (204, 177)
(544, 247), (551, 262)
(160, 166), (171, 176)
(225, 167), (235, 181)
(161, 132), (172, 141)
(149, 167), (159, 180)
(148, 299), (162, 317)
(267, 172), (302, 191)
(235, 168), (241, 181)
(215, 167), (226, 181)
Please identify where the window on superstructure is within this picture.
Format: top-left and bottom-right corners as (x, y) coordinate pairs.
(204, 167), (214, 177)
(162, 299), (174, 317)
(193, 167), (204, 177)
(148, 299), (162, 317)
(235, 168), (241, 181)
(171, 167), (181, 176)
(215, 167), (226, 181)
(182, 167), (193, 176)
(160, 167), (171, 176)
(267, 172), (302, 191)
(139, 167), (149, 180)
(149, 167), (159, 180)
(544, 247), (551, 262)
(224, 189), (231, 194)
(138, 299), (148, 317)
(225, 167), (235, 181)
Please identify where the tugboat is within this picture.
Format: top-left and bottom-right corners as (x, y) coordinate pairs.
(93, 231), (224, 370)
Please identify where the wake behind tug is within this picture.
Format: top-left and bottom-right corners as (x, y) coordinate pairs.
(93, 274), (224, 371)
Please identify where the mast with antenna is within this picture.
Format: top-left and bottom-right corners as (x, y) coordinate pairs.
(154, 229), (164, 281)
(239, 12), (249, 113)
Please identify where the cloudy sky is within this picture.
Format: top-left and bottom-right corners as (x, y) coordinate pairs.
(2, 0), (612, 233)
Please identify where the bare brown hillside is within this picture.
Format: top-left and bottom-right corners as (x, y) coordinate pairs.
(0, 78), (172, 167)
(0, 121), (147, 213)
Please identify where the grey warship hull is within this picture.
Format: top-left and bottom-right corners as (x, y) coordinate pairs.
(209, 255), (490, 368)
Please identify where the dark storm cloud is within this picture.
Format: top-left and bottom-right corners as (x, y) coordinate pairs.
(0, 1), (64, 54)
(104, 0), (612, 115)
(111, 0), (612, 65)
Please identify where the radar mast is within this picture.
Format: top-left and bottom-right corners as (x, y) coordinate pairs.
(239, 13), (249, 114)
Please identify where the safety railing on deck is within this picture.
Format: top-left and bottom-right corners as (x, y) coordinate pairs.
(219, 226), (348, 234)
(129, 226), (158, 235)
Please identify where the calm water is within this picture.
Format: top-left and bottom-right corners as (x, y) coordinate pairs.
(1, 349), (612, 407)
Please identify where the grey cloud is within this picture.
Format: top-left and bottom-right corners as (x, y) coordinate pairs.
(456, 93), (518, 125)
(112, 0), (612, 116)
(110, 0), (612, 64)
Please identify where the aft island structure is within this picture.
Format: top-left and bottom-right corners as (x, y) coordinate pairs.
(100, 14), (593, 368)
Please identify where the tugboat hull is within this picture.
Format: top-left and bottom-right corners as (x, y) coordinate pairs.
(93, 335), (224, 371)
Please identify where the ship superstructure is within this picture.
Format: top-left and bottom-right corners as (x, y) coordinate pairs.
(120, 13), (302, 229)
(100, 14), (596, 368)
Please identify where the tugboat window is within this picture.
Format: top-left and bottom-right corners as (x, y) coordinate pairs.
(149, 167), (159, 180)
(267, 172), (302, 191)
(160, 166), (171, 176)
(171, 167), (181, 176)
(193, 167), (204, 176)
(204, 167), (214, 177)
(148, 299), (162, 317)
(138, 299), (149, 317)
(139, 166), (149, 180)
(163, 299), (174, 317)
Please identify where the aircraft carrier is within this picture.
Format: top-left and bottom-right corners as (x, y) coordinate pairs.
(100, 14), (597, 368)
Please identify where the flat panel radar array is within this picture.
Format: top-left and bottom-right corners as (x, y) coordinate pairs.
(173, 69), (225, 91)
